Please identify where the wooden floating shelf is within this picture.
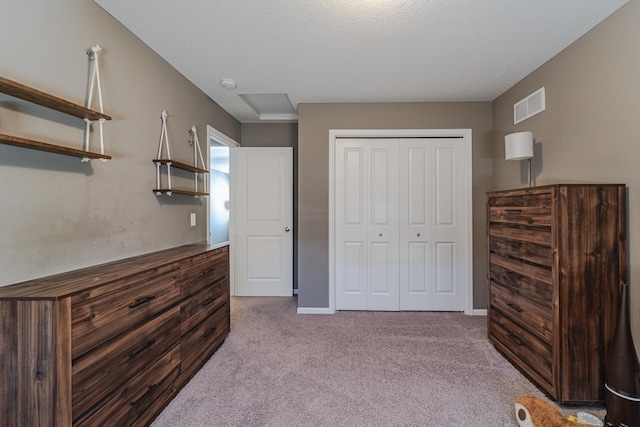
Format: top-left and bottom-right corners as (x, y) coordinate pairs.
(0, 76), (111, 121)
(153, 159), (208, 174)
(0, 133), (112, 160)
(153, 188), (209, 197)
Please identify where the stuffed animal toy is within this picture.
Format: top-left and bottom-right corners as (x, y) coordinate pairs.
(515, 395), (600, 427)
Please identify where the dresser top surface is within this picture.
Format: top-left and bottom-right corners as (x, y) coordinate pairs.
(0, 243), (228, 300)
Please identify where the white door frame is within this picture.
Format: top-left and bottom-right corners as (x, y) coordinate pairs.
(207, 125), (240, 295)
(329, 129), (474, 314)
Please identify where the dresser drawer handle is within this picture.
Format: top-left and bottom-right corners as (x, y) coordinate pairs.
(130, 383), (157, 407)
(506, 303), (523, 313)
(128, 339), (156, 360)
(504, 209), (522, 213)
(128, 295), (156, 309)
(201, 267), (216, 276)
(203, 326), (218, 339)
(506, 333), (523, 346)
(202, 296), (217, 308)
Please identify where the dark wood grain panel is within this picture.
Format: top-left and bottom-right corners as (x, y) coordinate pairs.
(0, 243), (216, 299)
(153, 158), (209, 174)
(489, 223), (551, 246)
(55, 298), (73, 426)
(489, 206), (551, 226)
(71, 270), (179, 358)
(489, 236), (553, 267)
(490, 309), (553, 384)
(0, 299), (72, 427)
(181, 302), (229, 371)
(489, 265), (553, 308)
(17, 301), (58, 426)
(490, 283), (553, 343)
(125, 345), (181, 425)
(490, 253), (552, 286)
(0, 301), (19, 426)
(557, 185), (625, 402)
(180, 249), (228, 298)
(72, 306), (180, 419)
(74, 346), (181, 427)
(0, 76), (111, 121)
(487, 190), (551, 208)
(181, 286), (228, 334)
(491, 335), (556, 398)
(178, 322), (228, 391)
(0, 134), (113, 160)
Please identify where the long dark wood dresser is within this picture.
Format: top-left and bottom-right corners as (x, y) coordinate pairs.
(0, 243), (229, 426)
(487, 184), (626, 403)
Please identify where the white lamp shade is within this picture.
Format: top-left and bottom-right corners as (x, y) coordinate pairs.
(505, 131), (534, 160)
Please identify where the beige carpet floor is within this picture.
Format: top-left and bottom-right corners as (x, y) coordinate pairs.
(151, 296), (605, 426)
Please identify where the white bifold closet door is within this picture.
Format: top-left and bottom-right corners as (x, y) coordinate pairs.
(335, 138), (465, 311)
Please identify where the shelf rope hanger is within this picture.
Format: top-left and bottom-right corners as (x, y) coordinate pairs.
(83, 45), (106, 162)
(155, 110), (172, 195)
(190, 125), (207, 195)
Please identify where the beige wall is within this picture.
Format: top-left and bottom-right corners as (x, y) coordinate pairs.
(241, 123), (298, 148)
(297, 102), (494, 309)
(492, 0), (640, 344)
(0, 0), (240, 286)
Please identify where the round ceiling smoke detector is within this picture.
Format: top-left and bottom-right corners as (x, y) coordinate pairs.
(220, 78), (237, 89)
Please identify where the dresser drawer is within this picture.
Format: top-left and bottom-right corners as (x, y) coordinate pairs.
(181, 302), (229, 370)
(489, 255), (553, 305)
(490, 309), (553, 390)
(488, 236), (552, 268)
(74, 345), (181, 427)
(72, 306), (180, 419)
(489, 223), (551, 246)
(488, 192), (552, 209)
(180, 249), (228, 298)
(71, 269), (180, 358)
(489, 206), (551, 227)
(490, 283), (553, 343)
(181, 281), (228, 334)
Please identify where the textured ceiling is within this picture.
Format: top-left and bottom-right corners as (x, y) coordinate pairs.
(94, 0), (628, 123)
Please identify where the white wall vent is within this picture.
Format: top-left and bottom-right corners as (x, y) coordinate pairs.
(514, 87), (545, 124)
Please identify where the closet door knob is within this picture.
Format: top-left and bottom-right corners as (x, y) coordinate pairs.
(417, 233), (421, 237)
(285, 227), (290, 232)
(379, 233), (383, 237)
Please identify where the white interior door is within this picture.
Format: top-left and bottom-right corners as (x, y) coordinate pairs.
(235, 147), (293, 296)
(334, 136), (467, 311)
(399, 139), (465, 311)
(335, 140), (399, 310)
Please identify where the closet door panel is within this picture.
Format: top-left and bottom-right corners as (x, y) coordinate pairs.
(399, 140), (465, 310)
(367, 144), (399, 310)
(429, 142), (465, 310)
(400, 145), (432, 309)
(336, 144), (368, 310)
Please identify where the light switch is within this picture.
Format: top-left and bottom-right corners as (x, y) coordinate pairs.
(190, 213), (196, 227)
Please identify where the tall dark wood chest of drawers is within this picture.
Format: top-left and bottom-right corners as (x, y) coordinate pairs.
(487, 184), (627, 403)
(0, 243), (229, 426)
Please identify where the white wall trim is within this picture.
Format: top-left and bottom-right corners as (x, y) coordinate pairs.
(328, 128), (474, 315)
(472, 309), (487, 316)
(297, 307), (335, 315)
(207, 125), (240, 296)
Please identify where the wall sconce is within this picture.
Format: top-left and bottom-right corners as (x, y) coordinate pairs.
(505, 131), (534, 187)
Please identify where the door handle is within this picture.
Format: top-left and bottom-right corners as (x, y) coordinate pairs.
(285, 227), (290, 232)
